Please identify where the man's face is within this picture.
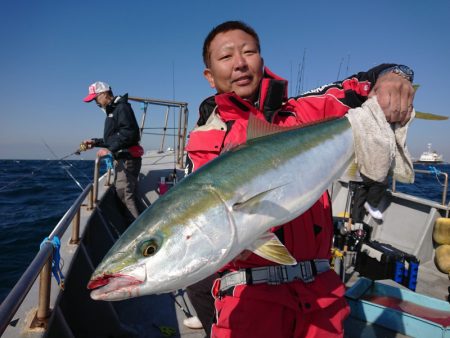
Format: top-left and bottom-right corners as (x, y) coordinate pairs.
(95, 92), (110, 108)
(204, 29), (263, 101)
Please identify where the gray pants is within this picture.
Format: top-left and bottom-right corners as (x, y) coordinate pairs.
(115, 157), (142, 223)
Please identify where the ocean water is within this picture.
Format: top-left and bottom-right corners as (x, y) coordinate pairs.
(0, 159), (102, 302)
(0, 160), (449, 303)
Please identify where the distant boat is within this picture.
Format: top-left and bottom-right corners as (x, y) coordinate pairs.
(417, 143), (444, 163)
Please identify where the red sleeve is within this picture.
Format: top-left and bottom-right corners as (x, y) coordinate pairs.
(282, 76), (372, 124)
(185, 129), (225, 171)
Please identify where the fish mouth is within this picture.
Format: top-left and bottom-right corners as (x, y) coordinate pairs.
(87, 264), (146, 301)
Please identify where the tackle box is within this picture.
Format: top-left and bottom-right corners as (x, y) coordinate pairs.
(355, 240), (419, 290)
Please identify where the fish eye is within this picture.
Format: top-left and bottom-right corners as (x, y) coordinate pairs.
(139, 239), (159, 257)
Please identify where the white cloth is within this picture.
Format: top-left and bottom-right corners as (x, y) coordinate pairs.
(360, 243), (383, 262)
(346, 96), (415, 184)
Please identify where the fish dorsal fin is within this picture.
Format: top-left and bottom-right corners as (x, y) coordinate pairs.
(246, 113), (297, 141)
(246, 232), (297, 265)
(246, 113), (341, 141)
(415, 111), (448, 121)
(221, 141), (243, 154)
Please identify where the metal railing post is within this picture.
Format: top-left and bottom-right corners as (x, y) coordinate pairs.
(176, 106), (182, 165)
(70, 208), (80, 244)
(177, 105), (188, 168)
(159, 107), (170, 153)
(105, 168), (112, 186)
(441, 173), (448, 206)
(37, 258), (52, 320)
(30, 257), (52, 329)
(92, 156), (101, 206)
(87, 187), (94, 210)
(139, 102), (148, 139)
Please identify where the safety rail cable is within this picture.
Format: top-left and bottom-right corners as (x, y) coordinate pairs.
(0, 182), (93, 335)
(128, 96), (188, 108)
(392, 168), (449, 206)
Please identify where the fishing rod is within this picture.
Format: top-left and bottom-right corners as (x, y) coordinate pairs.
(41, 139), (89, 191)
(0, 144), (85, 193)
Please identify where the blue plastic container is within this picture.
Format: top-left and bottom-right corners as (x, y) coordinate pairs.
(346, 277), (450, 337)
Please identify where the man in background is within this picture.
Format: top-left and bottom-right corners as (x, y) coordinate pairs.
(82, 81), (144, 225)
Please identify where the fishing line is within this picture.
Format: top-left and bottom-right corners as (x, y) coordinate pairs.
(0, 149), (80, 192)
(169, 291), (192, 317)
(41, 139), (86, 191)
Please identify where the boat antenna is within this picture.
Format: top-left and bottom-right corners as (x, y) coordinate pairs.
(289, 60), (293, 97)
(345, 54), (351, 78)
(337, 54), (351, 80)
(295, 49), (306, 96)
(336, 57), (343, 81)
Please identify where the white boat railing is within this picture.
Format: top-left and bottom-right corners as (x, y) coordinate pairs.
(392, 168), (449, 207)
(0, 182), (94, 334)
(128, 96), (189, 168)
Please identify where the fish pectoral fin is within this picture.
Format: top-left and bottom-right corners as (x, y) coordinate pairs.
(247, 232), (297, 265)
(232, 185), (286, 213)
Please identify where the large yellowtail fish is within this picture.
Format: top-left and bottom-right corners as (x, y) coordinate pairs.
(88, 115), (354, 300)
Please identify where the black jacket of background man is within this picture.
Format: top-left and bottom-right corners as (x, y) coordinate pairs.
(93, 94), (141, 156)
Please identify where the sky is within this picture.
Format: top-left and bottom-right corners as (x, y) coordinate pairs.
(1, 0), (449, 161)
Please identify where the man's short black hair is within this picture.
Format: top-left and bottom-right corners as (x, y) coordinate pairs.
(202, 21), (261, 68)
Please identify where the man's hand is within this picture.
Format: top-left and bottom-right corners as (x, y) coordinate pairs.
(81, 139), (95, 150)
(368, 72), (415, 125)
(96, 148), (111, 158)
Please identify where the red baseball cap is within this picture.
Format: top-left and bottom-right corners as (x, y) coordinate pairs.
(83, 81), (111, 102)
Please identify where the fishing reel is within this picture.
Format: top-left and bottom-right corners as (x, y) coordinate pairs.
(333, 219), (368, 251)
(79, 142), (88, 152)
(75, 142), (89, 155)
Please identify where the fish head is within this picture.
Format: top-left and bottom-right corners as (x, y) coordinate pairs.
(88, 186), (235, 301)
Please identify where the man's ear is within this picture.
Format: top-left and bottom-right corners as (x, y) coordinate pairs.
(203, 68), (216, 89)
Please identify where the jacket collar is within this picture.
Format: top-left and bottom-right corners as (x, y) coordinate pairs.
(214, 67), (288, 122)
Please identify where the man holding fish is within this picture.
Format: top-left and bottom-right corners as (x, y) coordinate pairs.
(184, 21), (414, 337)
(87, 21), (415, 338)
